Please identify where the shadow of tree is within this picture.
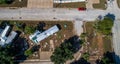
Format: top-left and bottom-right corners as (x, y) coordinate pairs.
(67, 35), (82, 53)
(71, 58), (90, 64)
(105, 13), (115, 21)
(36, 22), (46, 32)
(71, 51), (117, 64)
(31, 45), (40, 52)
(114, 52), (120, 64)
(12, 37), (29, 64)
(51, 35), (82, 64)
(6, 0), (14, 4)
(96, 51), (115, 64)
(0, 21), (11, 28)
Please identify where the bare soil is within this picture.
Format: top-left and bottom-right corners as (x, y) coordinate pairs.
(84, 22), (112, 63)
(4, 20), (74, 60)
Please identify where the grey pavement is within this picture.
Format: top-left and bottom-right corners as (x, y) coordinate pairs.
(112, 20), (120, 64)
(0, 8), (109, 21)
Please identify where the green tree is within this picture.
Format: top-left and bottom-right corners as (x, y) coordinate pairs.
(0, 0), (14, 4)
(80, 33), (87, 44)
(51, 42), (74, 64)
(96, 17), (113, 35)
(51, 36), (82, 64)
(100, 57), (115, 64)
(0, 45), (14, 64)
(101, 57), (109, 64)
(82, 52), (90, 61)
(100, 52), (115, 64)
(24, 49), (33, 56)
(0, 0), (6, 4)
(80, 33), (87, 38)
(25, 26), (36, 34)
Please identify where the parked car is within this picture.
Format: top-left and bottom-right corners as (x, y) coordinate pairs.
(78, 7), (86, 11)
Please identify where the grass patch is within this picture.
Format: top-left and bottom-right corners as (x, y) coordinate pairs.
(117, 0), (120, 8)
(54, 2), (86, 8)
(84, 21), (113, 63)
(85, 22), (98, 49)
(85, 22), (112, 52)
(0, 0), (6, 4)
(93, 0), (106, 10)
(0, 0), (27, 7)
(103, 37), (112, 52)
(0, 20), (74, 51)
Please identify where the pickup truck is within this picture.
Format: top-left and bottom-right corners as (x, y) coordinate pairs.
(78, 7), (86, 11)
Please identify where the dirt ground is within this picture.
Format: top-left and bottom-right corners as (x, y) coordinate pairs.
(6, 21), (74, 60)
(84, 22), (112, 63)
(97, 33), (104, 57)
(27, 0), (53, 8)
(39, 51), (52, 60)
(117, 0), (120, 8)
(93, 0), (106, 10)
(92, 0), (100, 4)
(12, 21), (74, 51)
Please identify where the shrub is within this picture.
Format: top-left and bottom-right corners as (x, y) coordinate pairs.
(24, 49), (33, 56)
(25, 26), (36, 34)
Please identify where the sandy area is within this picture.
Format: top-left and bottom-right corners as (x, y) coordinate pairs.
(27, 0), (53, 8)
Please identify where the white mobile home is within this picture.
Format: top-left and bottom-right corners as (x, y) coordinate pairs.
(54, 0), (86, 3)
(0, 26), (17, 46)
(29, 25), (60, 43)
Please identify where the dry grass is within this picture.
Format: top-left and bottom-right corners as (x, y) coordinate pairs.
(93, 0), (106, 10)
(0, 20), (74, 59)
(85, 22), (98, 50)
(4, 21), (74, 51)
(85, 22), (112, 53)
(0, 0), (27, 7)
(84, 22), (113, 63)
(27, 0), (53, 8)
(103, 37), (113, 52)
(117, 0), (120, 8)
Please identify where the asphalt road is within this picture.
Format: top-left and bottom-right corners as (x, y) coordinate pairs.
(0, 8), (107, 21)
(113, 20), (120, 64)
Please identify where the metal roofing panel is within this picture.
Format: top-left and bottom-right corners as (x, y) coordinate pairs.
(5, 31), (17, 44)
(36, 25), (59, 43)
(54, 0), (85, 3)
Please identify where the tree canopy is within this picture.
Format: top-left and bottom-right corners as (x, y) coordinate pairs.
(96, 17), (114, 35)
(82, 52), (90, 61)
(25, 26), (36, 34)
(101, 52), (115, 64)
(0, 45), (14, 64)
(0, 0), (14, 4)
(51, 42), (74, 64)
(24, 49), (33, 56)
(51, 36), (82, 64)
